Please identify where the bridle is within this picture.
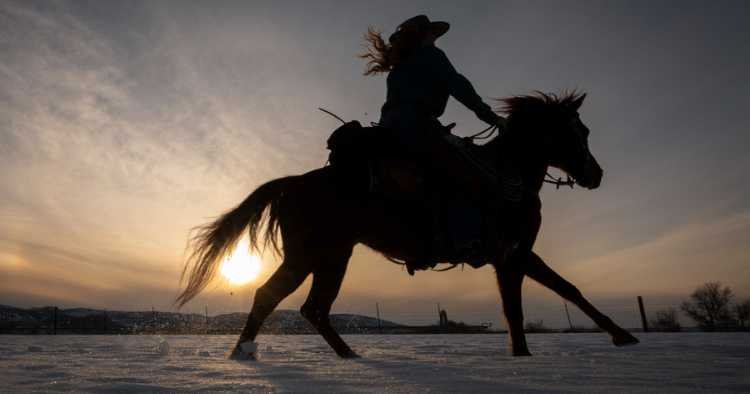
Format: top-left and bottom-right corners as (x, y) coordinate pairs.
(544, 172), (575, 189)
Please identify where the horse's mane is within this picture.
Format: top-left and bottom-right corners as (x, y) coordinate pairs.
(495, 91), (585, 117)
(480, 91), (586, 155)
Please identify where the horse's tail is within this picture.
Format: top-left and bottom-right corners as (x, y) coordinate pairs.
(175, 176), (295, 308)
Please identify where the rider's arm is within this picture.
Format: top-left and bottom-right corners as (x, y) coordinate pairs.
(429, 47), (500, 126)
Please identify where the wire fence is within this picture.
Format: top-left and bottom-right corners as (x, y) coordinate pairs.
(1, 296), (725, 335)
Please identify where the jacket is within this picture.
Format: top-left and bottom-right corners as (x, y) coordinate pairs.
(379, 45), (498, 135)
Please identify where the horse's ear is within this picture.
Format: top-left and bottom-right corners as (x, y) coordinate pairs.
(570, 93), (586, 110)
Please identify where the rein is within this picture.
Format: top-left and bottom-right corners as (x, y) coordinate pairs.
(467, 124), (499, 141)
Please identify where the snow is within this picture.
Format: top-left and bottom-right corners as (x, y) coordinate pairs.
(154, 337), (170, 356)
(1, 333), (748, 393)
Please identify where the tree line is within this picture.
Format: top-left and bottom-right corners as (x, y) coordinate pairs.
(650, 282), (750, 332)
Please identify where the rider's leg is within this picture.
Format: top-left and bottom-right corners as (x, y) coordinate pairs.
(401, 129), (521, 270)
(422, 135), (525, 263)
(404, 135), (483, 273)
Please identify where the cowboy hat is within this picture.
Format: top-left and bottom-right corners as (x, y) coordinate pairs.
(388, 15), (450, 43)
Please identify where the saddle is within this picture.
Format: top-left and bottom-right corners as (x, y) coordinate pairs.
(326, 121), (521, 270)
(327, 121), (425, 198)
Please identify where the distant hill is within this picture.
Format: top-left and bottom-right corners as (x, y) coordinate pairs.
(0, 305), (402, 335)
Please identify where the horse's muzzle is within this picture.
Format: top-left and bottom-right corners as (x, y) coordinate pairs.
(576, 157), (603, 189)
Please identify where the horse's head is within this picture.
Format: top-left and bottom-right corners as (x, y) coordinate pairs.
(498, 92), (603, 189)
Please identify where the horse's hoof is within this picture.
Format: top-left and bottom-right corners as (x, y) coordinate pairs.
(228, 341), (258, 360)
(338, 350), (360, 359)
(612, 333), (639, 347)
(228, 351), (255, 361)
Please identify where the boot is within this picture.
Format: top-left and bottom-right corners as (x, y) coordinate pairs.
(405, 252), (437, 275)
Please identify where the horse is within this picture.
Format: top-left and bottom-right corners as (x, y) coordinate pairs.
(176, 91), (639, 358)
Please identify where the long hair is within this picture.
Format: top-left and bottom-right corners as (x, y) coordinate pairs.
(359, 27), (422, 75)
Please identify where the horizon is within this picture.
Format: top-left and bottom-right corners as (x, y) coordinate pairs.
(0, 302), (703, 330)
(2, 0), (749, 330)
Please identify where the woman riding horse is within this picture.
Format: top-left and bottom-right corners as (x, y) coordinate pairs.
(361, 15), (517, 273)
(176, 17), (640, 360)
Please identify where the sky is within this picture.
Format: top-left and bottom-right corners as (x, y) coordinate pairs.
(1, 0), (749, 329)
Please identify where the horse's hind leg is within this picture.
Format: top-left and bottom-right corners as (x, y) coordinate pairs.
(230, 259), (310, 358)
(524, 251), (638, 346)
(300, 245), (357, 358)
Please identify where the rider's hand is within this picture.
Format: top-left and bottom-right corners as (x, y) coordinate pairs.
(495, 115), (508, 132)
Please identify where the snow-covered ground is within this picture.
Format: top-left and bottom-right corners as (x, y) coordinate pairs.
(1, 333), (748, 393)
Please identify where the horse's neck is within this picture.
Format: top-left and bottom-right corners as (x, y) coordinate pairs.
(521, 161), (548, 194)
(490, 130), (548, 194)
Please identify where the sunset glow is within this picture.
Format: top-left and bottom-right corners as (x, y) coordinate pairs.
(220, 238), (261, 285)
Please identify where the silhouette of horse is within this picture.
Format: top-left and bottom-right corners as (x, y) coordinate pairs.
(177, 91), (639, 358)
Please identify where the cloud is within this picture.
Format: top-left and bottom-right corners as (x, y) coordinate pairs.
(0, 1), (341, 310)
(561, 211), (750, 297)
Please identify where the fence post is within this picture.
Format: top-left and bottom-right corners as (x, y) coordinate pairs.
(637, 296), (649, 332)
(205, 305), (209, 335)
(563, 302), (574, 331)
(375, 302), (382, 334)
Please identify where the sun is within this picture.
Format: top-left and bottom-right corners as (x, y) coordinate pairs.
(220, 237), (261, 285)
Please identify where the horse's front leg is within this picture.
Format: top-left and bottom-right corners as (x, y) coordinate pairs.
(525, 251), (638, 347)
(494, 256), (531, 356)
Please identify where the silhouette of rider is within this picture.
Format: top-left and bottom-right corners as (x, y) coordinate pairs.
(367, 16), (506, 143)
(361, 15), (515, 273)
